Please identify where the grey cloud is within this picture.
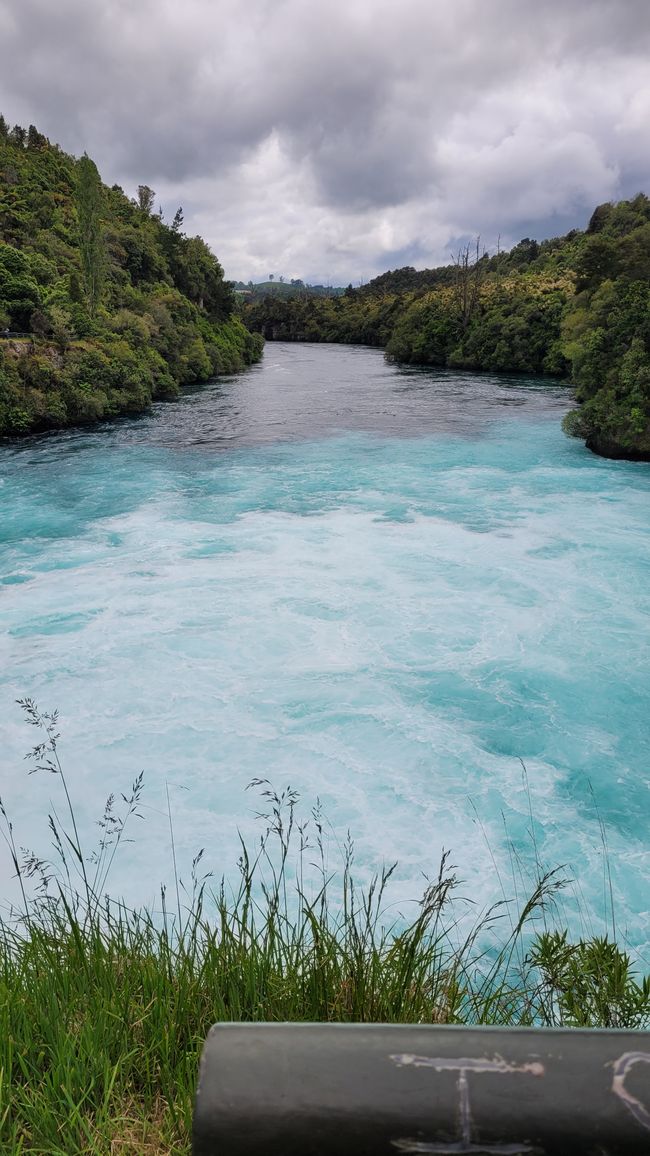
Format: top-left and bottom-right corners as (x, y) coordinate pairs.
(1, 0), (649, 282)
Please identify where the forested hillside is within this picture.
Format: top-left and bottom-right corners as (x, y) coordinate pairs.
(2, 113), (648, 461)
(0, 118), (263, 436)
(246, 198), (650, 460)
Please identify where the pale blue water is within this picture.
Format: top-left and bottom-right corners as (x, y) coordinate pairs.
(1, 344), (649, 953)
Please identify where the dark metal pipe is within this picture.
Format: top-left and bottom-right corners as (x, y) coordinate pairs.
(193, 1022), (650, 1155)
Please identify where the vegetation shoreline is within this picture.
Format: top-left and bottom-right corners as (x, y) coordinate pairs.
(244, 197), (650, 463)
(0, 117), (263, 440)
(2, 114), (649, 462)
(0, 319), (262, 440)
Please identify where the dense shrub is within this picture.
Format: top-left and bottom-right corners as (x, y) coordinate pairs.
(0, 119), (263, 436)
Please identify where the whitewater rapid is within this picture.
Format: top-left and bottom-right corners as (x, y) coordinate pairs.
(1, 345), (648, 954)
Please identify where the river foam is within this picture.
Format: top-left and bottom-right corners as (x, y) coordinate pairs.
(1, 346), (648, 954)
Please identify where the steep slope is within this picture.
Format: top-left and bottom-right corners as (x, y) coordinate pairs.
(0, 118), (263, 436)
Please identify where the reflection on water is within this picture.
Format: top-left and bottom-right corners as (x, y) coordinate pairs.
(2, 343), (574, 459)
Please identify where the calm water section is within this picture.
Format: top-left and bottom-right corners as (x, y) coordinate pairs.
(1, 344), (649, 952)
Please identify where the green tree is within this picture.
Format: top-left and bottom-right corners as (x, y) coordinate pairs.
(76, 154), (105, 315)
(0, 244), (41, 328)
(27, 124), (46, 150)
(137, 185), (155, 215)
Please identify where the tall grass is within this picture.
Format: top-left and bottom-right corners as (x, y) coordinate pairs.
(1, 701), (648, 1154)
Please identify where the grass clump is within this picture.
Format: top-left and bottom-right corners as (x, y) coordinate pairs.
(1, 701), (648, 1154)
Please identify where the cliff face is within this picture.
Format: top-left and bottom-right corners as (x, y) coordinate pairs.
(0, 119), (263, 436)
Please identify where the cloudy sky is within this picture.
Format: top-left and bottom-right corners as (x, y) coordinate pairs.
(1, 0), (649, 284)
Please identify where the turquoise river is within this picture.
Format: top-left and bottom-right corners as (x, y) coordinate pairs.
(1, 344), (649, 955)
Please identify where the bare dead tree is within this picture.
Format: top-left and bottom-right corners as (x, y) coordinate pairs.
(451, 236), (487, 331)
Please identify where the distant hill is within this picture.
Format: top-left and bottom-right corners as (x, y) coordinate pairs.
(234, 280), (345, 300)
